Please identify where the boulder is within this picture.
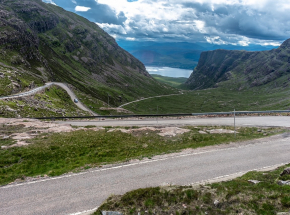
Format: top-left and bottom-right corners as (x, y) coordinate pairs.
(248, 180), (261, 184)
(280, 167), (290, 176)
(277, 180), (290, 185)
(214, 200), (220, 207)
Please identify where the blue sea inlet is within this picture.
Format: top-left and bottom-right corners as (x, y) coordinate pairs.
(146, 66), (192, 78)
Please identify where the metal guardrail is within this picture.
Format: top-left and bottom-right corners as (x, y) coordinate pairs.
(192, 110), (290, 116)
(33, 110), (290, 120)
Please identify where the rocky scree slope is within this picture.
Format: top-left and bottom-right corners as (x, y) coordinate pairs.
(0, 0), (175, 107)
(184, 38), (290, 91)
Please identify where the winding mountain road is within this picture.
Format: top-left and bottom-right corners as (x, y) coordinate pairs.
(118, 92), (182, 108)
(0, 82), (97, 116)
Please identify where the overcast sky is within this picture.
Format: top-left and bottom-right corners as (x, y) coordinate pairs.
(42, 0), (290, 46)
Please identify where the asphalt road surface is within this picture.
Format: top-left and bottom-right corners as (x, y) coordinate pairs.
(1, 132), (290, 215)
(51, 83), (97, 116)
(57, 116), (290, 128)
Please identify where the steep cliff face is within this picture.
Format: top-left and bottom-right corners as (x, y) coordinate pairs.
(0, 0), (174, 106)
(184, 38), (290, 90)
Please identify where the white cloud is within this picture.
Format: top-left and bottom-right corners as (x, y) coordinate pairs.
(205, 36), (227, 45)
(262, 42), (282, 46)
(125, 37), (136, 41)
(238, 40), (250, 46)
(75, 6), (91, 12)
(92, 0), (290, 45)
(97, 23), (127, 35)
(42, 0), (57, 5)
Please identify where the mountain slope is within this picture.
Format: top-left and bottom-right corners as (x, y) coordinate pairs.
(183, 38), (290, 90)
(0, 0), (176, 109)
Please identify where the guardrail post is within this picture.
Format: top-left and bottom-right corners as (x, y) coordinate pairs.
(234, 109), (236, 138)
(156, 105), (158, 124)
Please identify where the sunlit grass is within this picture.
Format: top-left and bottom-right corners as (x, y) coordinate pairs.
(0, 126), (283, 185)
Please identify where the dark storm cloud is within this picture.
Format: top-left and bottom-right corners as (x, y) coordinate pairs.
(180, 2), (290, 41)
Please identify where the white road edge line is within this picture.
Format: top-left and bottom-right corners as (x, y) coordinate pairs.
(68, 206), (99, 215)
(67, 162), (289, 215)
(190, 162), (289, 186)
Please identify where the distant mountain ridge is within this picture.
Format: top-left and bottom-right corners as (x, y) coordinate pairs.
(117, 40), (278, 70)
(183, 38), (290, 90)
(0, 0), (174, 107)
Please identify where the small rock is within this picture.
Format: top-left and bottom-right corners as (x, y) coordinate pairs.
(12, 82), (20, 88)
(280, 167), (290, 176)
(182, 204), (187, 208)
(6, 106), (16, 112)
(277, 180), (290, 186)
(248, 180), (261, 184)
(2, 135), (10, 140)
(207, 129), (237, 134)
(214, 200), (220, 207)
(277, 213), (290, 215)
(199, 131), (207, 134)
(160, 182), (170, 187)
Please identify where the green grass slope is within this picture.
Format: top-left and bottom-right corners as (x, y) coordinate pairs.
(124, 75), (290, 114)
(151, 74), (187, 88)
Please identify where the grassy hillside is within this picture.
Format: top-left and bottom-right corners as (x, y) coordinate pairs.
(124, 75), (290, 114)
(151, 75), (187, 88)
(0, 0), (176, 117)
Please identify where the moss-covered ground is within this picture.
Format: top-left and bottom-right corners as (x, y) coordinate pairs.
(95, 164), (290, 215)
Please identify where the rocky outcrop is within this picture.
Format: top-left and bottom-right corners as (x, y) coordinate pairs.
(184, 38), (290, 90)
